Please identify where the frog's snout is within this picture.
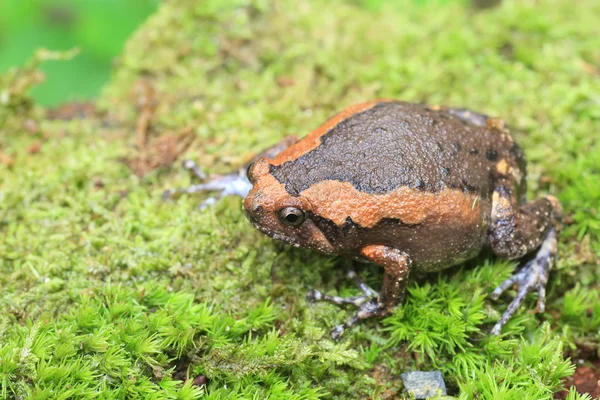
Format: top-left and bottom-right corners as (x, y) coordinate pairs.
(244, 205), (264, 224)
(244, 208), (256, 224)
(242, 191), (264, 224)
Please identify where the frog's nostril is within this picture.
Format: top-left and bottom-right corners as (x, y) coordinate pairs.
(244, 205), (263, 224)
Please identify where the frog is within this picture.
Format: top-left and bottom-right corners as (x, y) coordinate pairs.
(164, 100), (562, 339)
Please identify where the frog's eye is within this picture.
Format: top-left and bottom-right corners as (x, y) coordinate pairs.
(278, 207), (306, 227)
(246, 161), (256, 183)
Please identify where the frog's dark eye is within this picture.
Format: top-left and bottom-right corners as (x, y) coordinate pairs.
(246, 161), (256, 183)
(278, 207), (306, 227)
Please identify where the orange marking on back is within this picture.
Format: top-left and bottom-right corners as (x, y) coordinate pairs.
(300, 180), (482, 229)
(486, 117), (506, 131)
(496, 159), (509, 175)
(269, 100), (390, 166)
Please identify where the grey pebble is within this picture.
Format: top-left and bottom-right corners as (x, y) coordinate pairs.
(401, 370), (447, 399)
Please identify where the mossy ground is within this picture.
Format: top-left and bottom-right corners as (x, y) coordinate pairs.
(1, 0), (599, 398)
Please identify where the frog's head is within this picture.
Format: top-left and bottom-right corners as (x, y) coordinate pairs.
(243, 157), (335, 254)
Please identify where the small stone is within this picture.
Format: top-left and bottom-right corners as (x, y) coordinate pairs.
(401, 370), (447, 399)
(192, 375), (207, 386)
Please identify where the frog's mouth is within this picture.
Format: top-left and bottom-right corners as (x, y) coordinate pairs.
(249, 221), (303, 248)
(247, 216), (336, 254)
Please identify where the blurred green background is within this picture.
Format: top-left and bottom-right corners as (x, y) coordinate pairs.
(0, 0), (477, 107)
(0, 0), (159, 106)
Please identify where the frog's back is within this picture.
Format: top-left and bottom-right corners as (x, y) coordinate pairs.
(269, 101), (522, 199)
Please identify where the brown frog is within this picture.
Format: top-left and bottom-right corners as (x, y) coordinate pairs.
(165, 100), (562, 339)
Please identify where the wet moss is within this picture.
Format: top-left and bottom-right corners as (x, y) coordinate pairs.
(1, 0), (599, 398)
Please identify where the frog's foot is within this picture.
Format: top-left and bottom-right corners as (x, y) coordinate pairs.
(162, 160), (252, 209)
(490, 228), (557, 335)
(180, 159), (207, 180)
(329, 298), (392, 340)
(306, 270), (384, 339)
(306, 270), (378, 307)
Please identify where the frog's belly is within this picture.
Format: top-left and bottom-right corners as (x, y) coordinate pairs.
(361, 216), (488, 272)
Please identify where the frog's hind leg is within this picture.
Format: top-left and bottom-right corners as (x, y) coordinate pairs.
(162, 159), (252, 209)
(490, 227), (558, 334)
(488, 184), (563, 334)
(162, 137), (299, 208)
(444, 107), (491, 127)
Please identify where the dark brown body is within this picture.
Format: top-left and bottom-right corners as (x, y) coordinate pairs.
(242, 100), (562, 337)
(255, 101), (524, 271)
(270, 102), (524, 198)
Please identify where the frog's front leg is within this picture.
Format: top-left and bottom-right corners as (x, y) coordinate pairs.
(315, 246), (412, 340)
(488, 184), (563, 334)
(306, 270), (379, 307)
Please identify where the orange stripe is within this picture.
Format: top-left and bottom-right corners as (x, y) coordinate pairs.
(300, 180), (482, 228)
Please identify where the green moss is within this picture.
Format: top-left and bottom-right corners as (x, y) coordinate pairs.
(456, 324), (574, 399)
(0, 49), (78, 136)
(1, 0), (599, 398)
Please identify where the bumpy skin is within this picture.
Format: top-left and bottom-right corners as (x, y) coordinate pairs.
(242, 100), (562, 338)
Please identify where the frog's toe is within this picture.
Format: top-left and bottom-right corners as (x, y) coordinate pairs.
(346, 270), (379, 298)
(162, 160), (208, 200)
(307, 275), (385, 340)
(490, 259), (550, 335)
(330, 324), (347, 340)
(306, 269), (378, 308)
(181, 159), (207, 180)
(490, 281), (532, 335)
(536, 285), (546, 313)
(162, 163), (251, 207)
(490, 229), (556, 335)
(329, 298), (390, 340)
(306, 288), (372, 307)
